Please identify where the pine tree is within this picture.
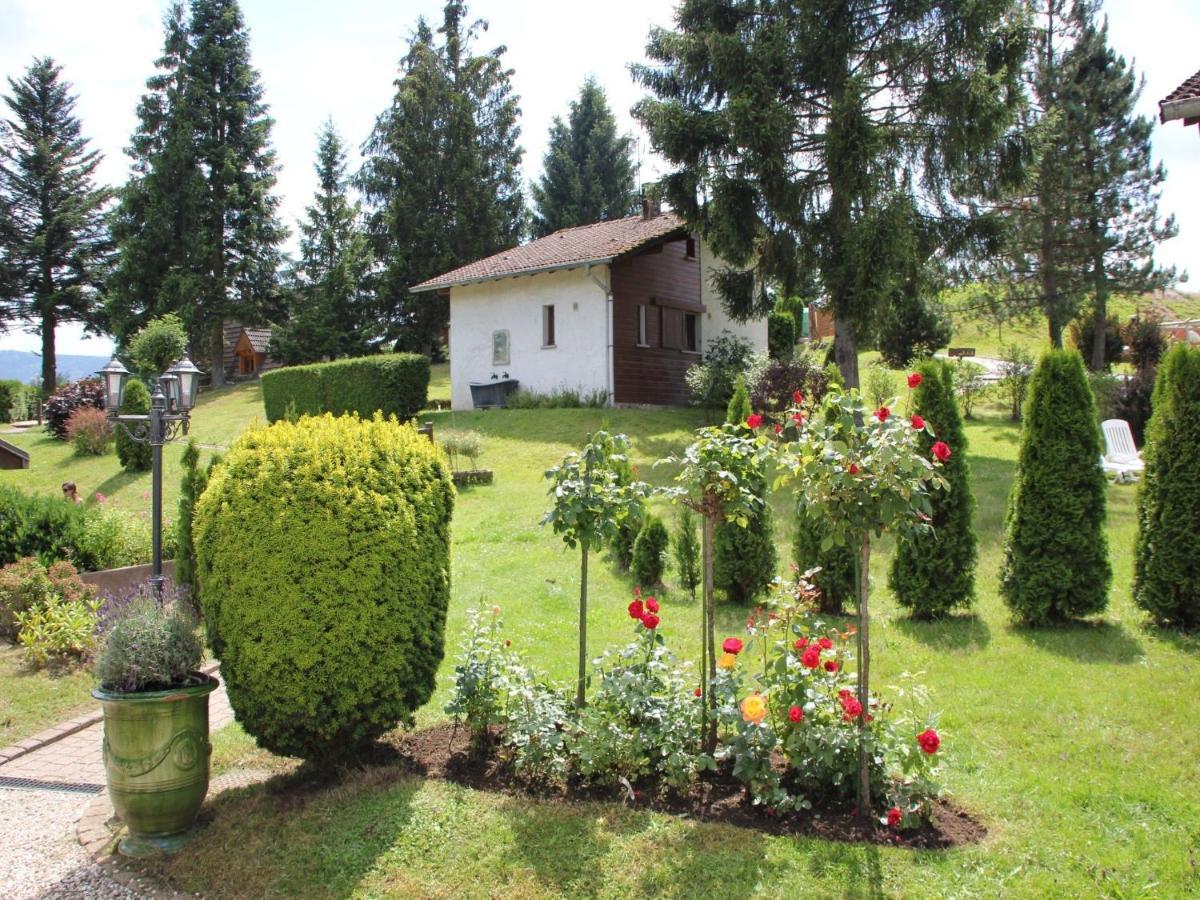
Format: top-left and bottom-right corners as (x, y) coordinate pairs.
(0, 58), (110, 394)
(1000, 349), (1110, 623)
(360, 2), (525, 355)
(110, 0), (285, 384)
(889, 360), (977, 617)
(531, 78), (637, 237)
(713, 376), (775, 604)
(632, 1), (1027, 388)
(1134, 344), (1200, 628)
(272, 121), (374, 364)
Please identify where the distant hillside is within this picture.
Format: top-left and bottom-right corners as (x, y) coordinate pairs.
(0, 350), (111, 384)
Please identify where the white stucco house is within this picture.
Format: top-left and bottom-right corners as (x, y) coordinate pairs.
(411, 206), (767, 409)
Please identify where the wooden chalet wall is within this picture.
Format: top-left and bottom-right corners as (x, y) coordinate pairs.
(611, 237), (702, 406)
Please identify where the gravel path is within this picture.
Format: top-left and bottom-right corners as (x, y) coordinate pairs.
(0, 787), (137, 899)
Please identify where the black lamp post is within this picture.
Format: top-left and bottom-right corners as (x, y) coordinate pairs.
(98, 356), (204, 598)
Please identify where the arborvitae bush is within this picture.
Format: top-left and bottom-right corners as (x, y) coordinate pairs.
(889, 360), (977, 617)
(767, 309), (796, 359)
(1134, 344), (1200, 628)
(713, 381), (775, 604)
(672, 506), (700, 598)
(632, 514), (669, 587)
(1000, 350), (1110, 623)
(195, 414), (454, 761)
(176, 440), (218, 603)
(115, 379), (152, 471)
(793, 521), (855, 613)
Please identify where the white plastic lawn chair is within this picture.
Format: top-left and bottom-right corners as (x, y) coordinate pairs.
(1100, 419), (1144, 484)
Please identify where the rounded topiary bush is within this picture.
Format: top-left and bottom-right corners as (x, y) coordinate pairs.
(1135, 343), (1200, 628)
(889, 360), (977, 617)
(1000, 350), (1110, 623)
(195, 413), (454, 760)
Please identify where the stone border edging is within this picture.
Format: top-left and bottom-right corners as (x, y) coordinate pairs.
(0, 661), (221, 768)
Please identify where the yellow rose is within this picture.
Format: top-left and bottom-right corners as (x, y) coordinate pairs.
(740, 694), (767, 724)
(717, 652), (736, 670)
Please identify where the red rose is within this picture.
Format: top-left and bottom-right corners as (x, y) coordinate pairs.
(641, 612), (660, 630)
(841, 696), (863, 720)
(792, 412), (804, 424)
(792, 390), (804, 404)
(874, 406), (890, 422)
(911, 414), (925, 430)
(628, 600), (644, 620)
(645, 596), (660, 613)
(801, 646), (821, 669)
(818, 636), (833, 650)
(746, 413), (763, 429)
(838, 688), (852, 699)
(788, 705), (804, 723)
(887, 807), (903, 827)
(722, 637), (744, 655)
(907, 372), (922, 389)
(917, 728), (941, 754)
(931, 441), (952, 463)
(694, 687), (702, 698)
(794, 637), (809, 650)
(824, 660), (839, 672)
(774, 423), (783, 435)
(848, 463), (859, 475)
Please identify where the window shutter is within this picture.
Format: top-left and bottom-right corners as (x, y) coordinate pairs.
(662, 308), (683, 349)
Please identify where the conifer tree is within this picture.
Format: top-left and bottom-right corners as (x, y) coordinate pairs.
(272, 121), (374, 364)
(0, 58), (110, 394)
(531, 78), (637, 237)
(1000, 349), (1110, 623)
(889, 360), (976, 617)
(360, 2), (525, 355)
(110, 0), (285, 384)
(632, 1), (1027, 388)
(713, 376), (775, 604)
(1134, 344), (1200, 628)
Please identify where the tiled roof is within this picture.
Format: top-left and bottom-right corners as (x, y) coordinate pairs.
(242, 328), (272, 353)
(410, 213), (688, 292)
(1160, 67), (1200, 123)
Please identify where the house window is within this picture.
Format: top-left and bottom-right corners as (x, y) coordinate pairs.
(685, 237), (696, 259)
(492, 329), (510, 366)
(542, 305), (556, 347)
(637, 305), (648, 347)
(684, 313), (699, 352)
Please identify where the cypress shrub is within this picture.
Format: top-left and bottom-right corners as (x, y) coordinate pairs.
(632, 514), (669, 588)
(889, 360), (977, 617)
(115, 379), (152, 472)
(1134, 344), (1200, 627)
(713, 380), (776, 604)
(673, 506), (700, 599)
(195, 414), (454, 761)
(260, 354), (430, 423)
(1000, 350), (1110, 623)
(767, 310), (796, 360)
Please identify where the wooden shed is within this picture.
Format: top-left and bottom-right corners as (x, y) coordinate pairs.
(0, 437), (30, 470)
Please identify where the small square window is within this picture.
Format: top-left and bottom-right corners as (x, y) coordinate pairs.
(542, 305), (556, 347)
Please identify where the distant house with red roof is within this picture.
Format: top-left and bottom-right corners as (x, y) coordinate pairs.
(1159, 67), (1200, 135)
(411, 203), (766, 409)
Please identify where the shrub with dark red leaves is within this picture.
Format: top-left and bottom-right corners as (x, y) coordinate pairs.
(748, 357), (831, 415)
(43, 379), (105, 441)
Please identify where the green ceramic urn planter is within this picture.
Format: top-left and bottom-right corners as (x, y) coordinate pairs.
(93, 674), (218, 857)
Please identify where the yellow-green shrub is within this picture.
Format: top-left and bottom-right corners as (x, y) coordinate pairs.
(195, 414), (454, 760)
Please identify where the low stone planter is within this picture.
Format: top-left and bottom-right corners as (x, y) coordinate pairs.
(452, 469), (493, 487)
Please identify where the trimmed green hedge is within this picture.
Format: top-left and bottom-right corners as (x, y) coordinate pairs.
(260, 354), (430, 423)
(195, 413), (454, 761)
(0, 485), (94, 570)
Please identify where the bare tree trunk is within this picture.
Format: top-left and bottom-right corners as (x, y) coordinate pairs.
(855, 532), (872, 817)
(1090, 240), (1109, 373)
(702, 514), (717, 753)
(576, 543), (589, 709)
(210, 320), (226, 388)
(40, 311), (57, 398)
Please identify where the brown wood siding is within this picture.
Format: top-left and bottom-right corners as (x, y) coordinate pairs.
(611, 237), (702, 405)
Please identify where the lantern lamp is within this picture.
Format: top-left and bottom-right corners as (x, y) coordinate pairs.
(97, 358), (131, 413)
(167, 357), (204, 412)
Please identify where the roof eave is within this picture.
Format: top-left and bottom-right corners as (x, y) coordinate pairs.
(410, 256), (617, 293)
(1160, 96), (1200, 123)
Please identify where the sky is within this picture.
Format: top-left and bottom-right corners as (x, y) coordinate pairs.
(1, 0), (1196, 358)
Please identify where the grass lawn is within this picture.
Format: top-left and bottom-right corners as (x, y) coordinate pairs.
(0, 645), (96, 745)
(135, 403), (1200, 898)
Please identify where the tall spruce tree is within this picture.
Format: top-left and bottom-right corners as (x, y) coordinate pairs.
(110, 0), (285, 384)
(531, 78), (637, 237)
(632, 1), (1027, 388)
(272, 121), (374, 364)
(889, 360), (977, 617)
(360, 2), (525, 355)
(0, 58), (110, 394)
(1060, 3), (1175, 371)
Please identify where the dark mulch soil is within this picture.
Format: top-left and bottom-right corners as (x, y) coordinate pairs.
(358, 723), (985, 849)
